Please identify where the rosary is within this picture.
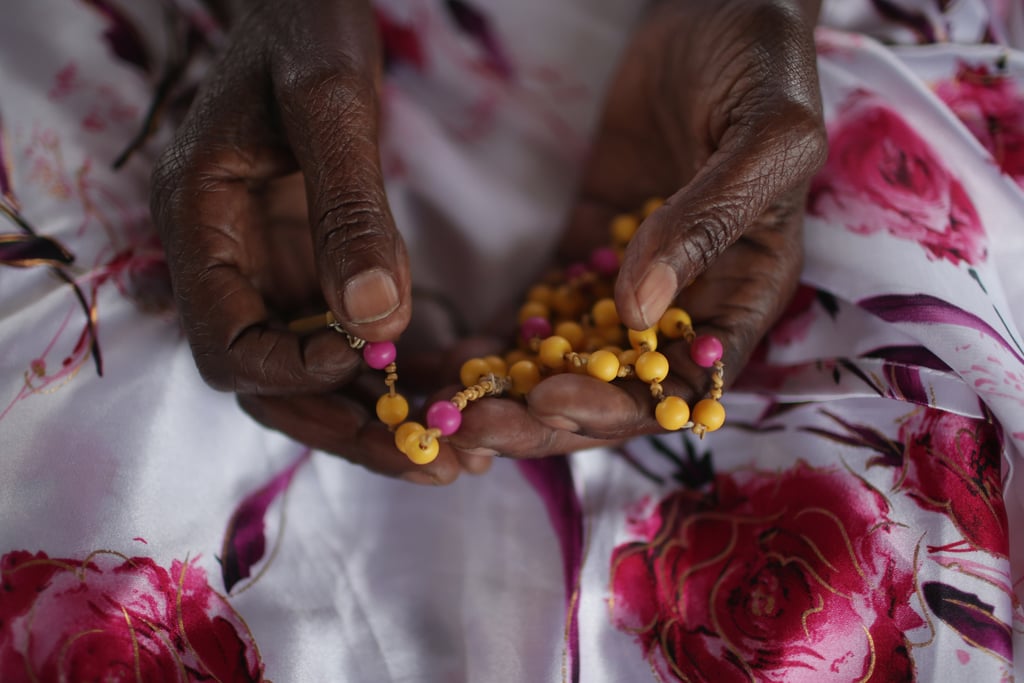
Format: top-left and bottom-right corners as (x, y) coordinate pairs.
(292, 199), (726, 465)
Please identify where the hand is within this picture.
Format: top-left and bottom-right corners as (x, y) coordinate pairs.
(151, 0), (467, 484)
(448, 0), (827, 457)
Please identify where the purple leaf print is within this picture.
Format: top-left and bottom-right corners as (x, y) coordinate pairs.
(861, 345), (952, 372)
(870, 0), (937, 43)
(862, 346), (952, 406)
(220, 450), (312, 593)
(80, 0), (153, 73)
(802, 410), (904, 468)
(923, 582), (1011, 660)
(860, 294), (1024, 364)
(0, 233), (75, 268)
(445, 0), (514, 79)
(0, 115), (13, 203)
(517, 458), (582, 683)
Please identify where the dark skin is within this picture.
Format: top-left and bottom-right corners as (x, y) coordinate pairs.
(151, 0), (826, 483)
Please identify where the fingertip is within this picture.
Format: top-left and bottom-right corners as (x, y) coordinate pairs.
(616, 260), (678, 330)
(335, 266), (412, 342)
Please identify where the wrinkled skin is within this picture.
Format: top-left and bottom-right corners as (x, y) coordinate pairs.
(151, 0), (826, 483)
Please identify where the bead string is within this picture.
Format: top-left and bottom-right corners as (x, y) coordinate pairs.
(289, 199), (729, 465)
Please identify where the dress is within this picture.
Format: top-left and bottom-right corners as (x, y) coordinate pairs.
(1, 0), (1024, 680)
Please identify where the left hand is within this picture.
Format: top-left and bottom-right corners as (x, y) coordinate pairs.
(448, 0), (827, 457)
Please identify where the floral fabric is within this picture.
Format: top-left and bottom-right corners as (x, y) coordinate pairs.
(2, 0), (1024, 681)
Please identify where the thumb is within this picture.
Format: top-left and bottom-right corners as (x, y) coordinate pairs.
(276, 64), (411, 343)
(615, 105), (826, 330)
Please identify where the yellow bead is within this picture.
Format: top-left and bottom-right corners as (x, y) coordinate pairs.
(692, 399), (726, 432)
(539, 335), (572, 369)
(376, 393), (409, 426)
(658, 307), (692, 339)
(628, 327), (658, 353)
(551, 286), (584, 318)
(642, 197), (664, 217)
(527, 284), (554, 306)
(460, 358), (492, 388)
(600, 325), (624, 346)
(655, 396), (690, 431)
(394, 421), (424, 453)
(635, 351), (670, 383)
(509, 360), (542, 395)
(555, 321), (586, 351)
(591, 298), (620, 328)
(610, 214), (639, 245)
(402, 428), (440, 465)
(618, 349), (639, 366)
(586, 349), (620, 382)
(484, 355), (508, 377)
(504, 349), (531, 367)
(518, 300), (550, 324)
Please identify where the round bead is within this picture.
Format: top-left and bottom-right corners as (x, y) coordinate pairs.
(658, 308), (692, 340)
(394, 421), (424, 453)
(376, 393), (409, 426)
(518, 301), (550, 324)
(635, 351), (670, 383)
(554, 321), (586, 351)
(591, 298), (620, 328)
(426, 401), (462, 436)
(539, 335), (572, 369)
(642, 197), (664, 217)
(655, 396), (691, 431)
(628, 327), (659, 353)
(610, 214), (638, 245)
(483, 355), (508, 377)
(504, 349), (531, 367)
(690, 335), (724, 368)
(520, 316), (553, 343)
(460, 358), (492, 388)
(527, 284), (554, 306)
(589, 247), (619, 277)
(551, 286), (584, 318)
(586, 349), (620, 382)
(509, 360), (542, 395)
(617, 348), (639, 367)
(565, 262), (589, 281)
(692, 399), (726, 432)
(401, 427), (440, 465)
(363, 341), (397, 370)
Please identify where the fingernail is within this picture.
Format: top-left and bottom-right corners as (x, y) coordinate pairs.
(343, 269), (399, 324)
(463, 447), (499, 458)
(636, 262), (677, 328)
(536, 415), (580, 433)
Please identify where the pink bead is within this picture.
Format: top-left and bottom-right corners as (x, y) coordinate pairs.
(427, 401), (462, 436)
(589, 247), (619, 277)
(363, 341), (397, 370)
(690, 335), (723, 368)
(520, 316), (552, 342)
(565, 262), (589, 281)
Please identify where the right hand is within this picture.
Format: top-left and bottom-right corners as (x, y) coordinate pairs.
(151, 0), (467, 484)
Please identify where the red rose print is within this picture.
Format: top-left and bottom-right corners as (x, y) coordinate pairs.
(609, 462), (923, 681)
(809, 92), (987, 266)
(934, 61), (1024, 186)
(897, 408), (1007, 556)
(0, 550), (263, 682)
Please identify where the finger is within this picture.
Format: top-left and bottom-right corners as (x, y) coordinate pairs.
(272, 30), (411, 343)
(448, 397), (610, 459)
(616, 102), (825, 330)
(238, 393), (462, 485)
(152, 65), (359, 394)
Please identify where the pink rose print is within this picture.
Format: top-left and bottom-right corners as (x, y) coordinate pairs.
(809, 92), (987, 266)
(0, 550), (263, 682)
(609, 462), (923, 681)
(897, 409), (1007, 556)
(934, 61), (1024, 186)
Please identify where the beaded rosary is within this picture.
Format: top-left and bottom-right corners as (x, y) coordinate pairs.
(291, 199), (727, 465)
